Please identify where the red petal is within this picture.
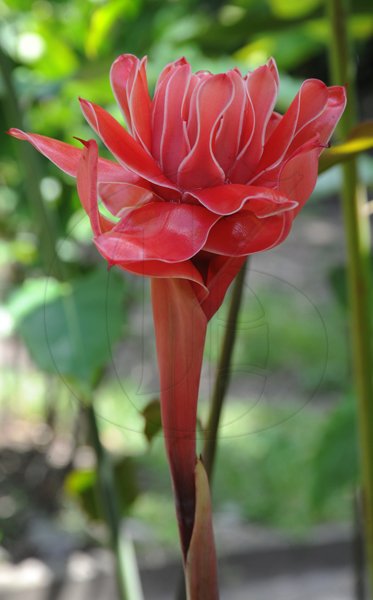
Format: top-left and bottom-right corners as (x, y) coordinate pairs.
(265, 111), (282, 143)
(213, 70), (246, 175)
(110, 54), (137, 131)
(7, 129), (135, 183)
(183, 72), (212, 148)
(76, 139), (113, 235)
(158, 63), (192, 181)
(287, 85), (346, 154)
(98, 182), (155, 216)
(151, 278), (207, 553)
(229, 64), (278, 183)
(152, 59), (190, 164)
(197, 255), (246, 321)
(192, 183), (297, 216)
(177, 74), (233, 189)
(154, 57), (188, 96)
(94, 202), (220, 263)
(204, 210), (293, 256)
(119, 259), (206, 287)
(278, 142), (320, 210)
(110, 54), (152, 151)
(128, 57), (152, 151)
(253, 79), (329, 178)
(267, 57), (279, 87)
(79, 99), (179, 193)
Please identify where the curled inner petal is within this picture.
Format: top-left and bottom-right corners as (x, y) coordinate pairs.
(191, 184), (297, 216)
(177, 74), (234, 190)
(95, 202), (220, 264)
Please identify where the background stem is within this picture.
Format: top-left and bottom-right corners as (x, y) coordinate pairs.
(87, 402), (144, 600)
(202, 260), (248, 481)
(327, 0), (373, 595)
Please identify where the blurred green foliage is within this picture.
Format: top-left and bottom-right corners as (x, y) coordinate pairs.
(312, 396), (359, 510)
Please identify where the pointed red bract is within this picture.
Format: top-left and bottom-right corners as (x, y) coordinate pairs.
(185, 460), (219, 600)
(7, 129), (137, 183)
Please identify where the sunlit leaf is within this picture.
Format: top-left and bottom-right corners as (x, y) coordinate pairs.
(66, 468), (96, 496)
(235, 27), (323, 70)
(319, 121), (373, 173)
(269, 0), (322, 19)
(85, 0), (140, 58)
(236, 15), (373, 70)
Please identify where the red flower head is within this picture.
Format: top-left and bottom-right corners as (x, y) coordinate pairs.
(8, 56), (346, 596)
(9, 55), (346, 319)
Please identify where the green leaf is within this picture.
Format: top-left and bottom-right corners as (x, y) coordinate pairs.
(141, 399), (162, 444)
(312, 398), (359, 510)
(8, 268), (127, 387)
(235, 27), (323, 71)
(235, 15), (373, 71)
(65, 457), (139, 521)
(269, 0), (322, 20)
(319, 121), (373, 173)
(65, 469), (99, 521)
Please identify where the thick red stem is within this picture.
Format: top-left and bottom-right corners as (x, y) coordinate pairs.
(151, 277), (207, 555)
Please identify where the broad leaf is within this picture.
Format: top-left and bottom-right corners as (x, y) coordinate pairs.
(8, 268), (127, 386)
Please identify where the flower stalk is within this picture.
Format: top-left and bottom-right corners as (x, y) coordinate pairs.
(203, 260), (248, 481)
(327, 0), (373, 594)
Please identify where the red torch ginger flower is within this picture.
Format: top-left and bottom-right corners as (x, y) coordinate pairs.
(8, 55), (346, 599)
(9, 55), (345, 305)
